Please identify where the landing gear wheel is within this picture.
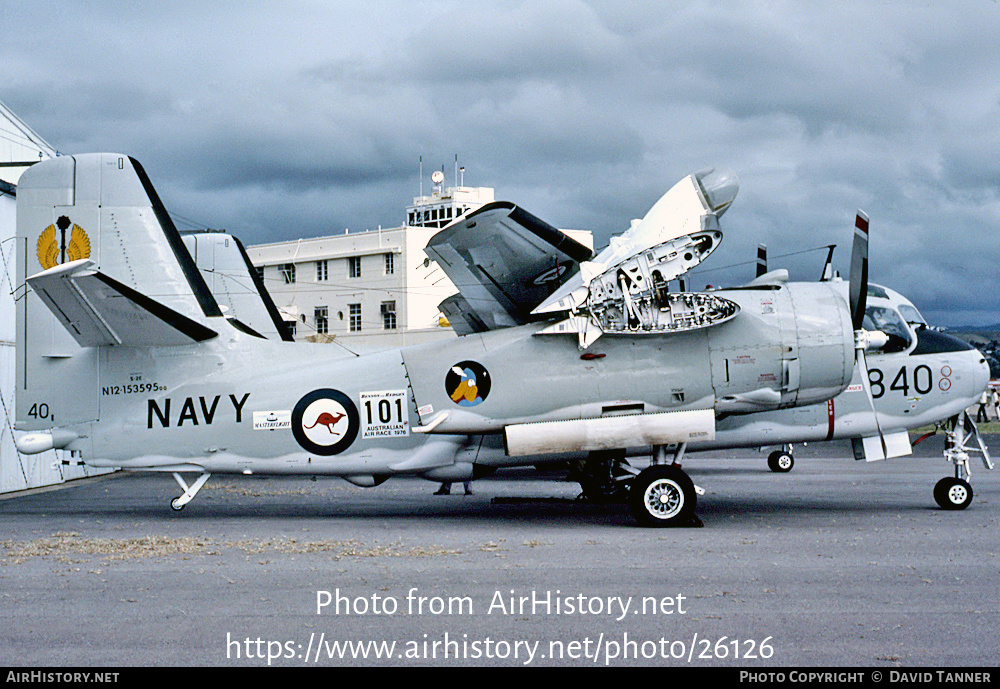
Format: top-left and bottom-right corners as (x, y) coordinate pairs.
(170, 498), (185, 512)
(628, 465), (696, 527)
(934, 477), (973, 510)
(767, 450), (794, 473)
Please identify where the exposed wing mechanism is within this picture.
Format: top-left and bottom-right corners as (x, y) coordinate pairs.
(431, 167), (743, 348)
(532, 168), (735, 317)
(531, 167), (740, 348)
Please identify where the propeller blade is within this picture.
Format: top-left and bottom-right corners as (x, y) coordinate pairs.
(756, 244), (767, 277)
(849, 210), (887, 458)
(856, 347), (888, 458)
(849, 211), (869, 331)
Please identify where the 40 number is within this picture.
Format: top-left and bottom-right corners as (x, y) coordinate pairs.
(868, 365), (933, 398)
(27, 403), (51, 419)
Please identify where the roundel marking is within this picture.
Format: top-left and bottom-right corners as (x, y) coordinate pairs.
(291, 389), (360, 456)
(445, 361), (491, 407)
(530, 262), (572, 286)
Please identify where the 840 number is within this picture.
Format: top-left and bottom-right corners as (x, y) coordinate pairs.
(868, 365), (933, 398)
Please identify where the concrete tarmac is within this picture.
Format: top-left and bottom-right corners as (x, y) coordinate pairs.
(1, 434), (997, 668)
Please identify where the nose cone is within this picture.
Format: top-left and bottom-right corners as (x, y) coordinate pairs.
(973, 349), (992, 397)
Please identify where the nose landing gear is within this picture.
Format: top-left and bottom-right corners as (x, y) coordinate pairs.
(937, 412), (992, 511)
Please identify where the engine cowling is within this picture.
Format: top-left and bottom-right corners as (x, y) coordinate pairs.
(709, 281), (855, 414)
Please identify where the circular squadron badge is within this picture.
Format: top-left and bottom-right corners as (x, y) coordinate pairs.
(445, 361), (491, 407)
(291, 389), (360, 456)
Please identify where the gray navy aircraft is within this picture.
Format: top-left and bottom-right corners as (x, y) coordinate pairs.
(13, 153), (992, 526)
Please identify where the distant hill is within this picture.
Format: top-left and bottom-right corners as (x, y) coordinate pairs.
(946, 324), (1000, 334)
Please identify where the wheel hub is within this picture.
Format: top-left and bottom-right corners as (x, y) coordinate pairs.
(948, 485), (968, 504)
(645, 479), (682, 518)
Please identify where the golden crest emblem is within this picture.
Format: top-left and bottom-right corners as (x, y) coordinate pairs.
(37, 215), (91, 270)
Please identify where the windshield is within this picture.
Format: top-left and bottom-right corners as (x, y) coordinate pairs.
(897, 303), (926, 326)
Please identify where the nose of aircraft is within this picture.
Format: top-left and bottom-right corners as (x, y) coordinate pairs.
(971, 348), (991, 398)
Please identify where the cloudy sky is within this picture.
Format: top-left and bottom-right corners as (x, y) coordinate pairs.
(3, 1), (1000, 326)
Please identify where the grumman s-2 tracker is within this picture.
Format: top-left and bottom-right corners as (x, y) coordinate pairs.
(14, 153), (992, 526)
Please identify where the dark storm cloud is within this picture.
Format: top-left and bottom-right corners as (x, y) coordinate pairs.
(3, 0), (1000, 325)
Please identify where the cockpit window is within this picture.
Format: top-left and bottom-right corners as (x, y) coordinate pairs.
(867, 284), (890, 300)
(862, 306), (912, 353)
(897, 303), (926, 326)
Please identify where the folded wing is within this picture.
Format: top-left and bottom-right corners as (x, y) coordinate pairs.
(425, 202), (593, 335)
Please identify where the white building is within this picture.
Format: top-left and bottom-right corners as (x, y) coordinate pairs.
(0, 100), (111, 493)
(247, 182), (496, 349)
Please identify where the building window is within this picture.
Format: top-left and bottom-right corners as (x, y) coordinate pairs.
(384, 252), (395, 275)
(349, 303), (362, 332)
(316, 260), (328, 281)
(348, 256), (362, 278)
(315, 306), (329, 334)
(279, 263), (296, 284)
(381, 301), (397, 330)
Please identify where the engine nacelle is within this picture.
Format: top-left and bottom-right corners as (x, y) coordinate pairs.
(709, 281), (855, 414)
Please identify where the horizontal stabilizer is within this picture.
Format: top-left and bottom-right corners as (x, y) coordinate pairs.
(27, 259), (218, 347)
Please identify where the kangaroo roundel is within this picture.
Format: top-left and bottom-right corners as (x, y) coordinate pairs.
(292, 389), (360, 456)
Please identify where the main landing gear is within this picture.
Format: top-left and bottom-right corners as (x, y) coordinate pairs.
(628, 464), (699, 527)
(628, 444), (703, 527)
(571, 444), (703, 527)
(936, 412), (992, 511)
(570, 450), (632, 503)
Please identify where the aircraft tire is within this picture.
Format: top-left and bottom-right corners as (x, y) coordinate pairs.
(767, 450), (794, 473)
(170, 498), (185, 512)
(628, 465), (696, 527)
(933, 477), (973, 510)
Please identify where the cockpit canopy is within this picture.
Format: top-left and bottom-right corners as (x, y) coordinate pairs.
(863, 283), (972, 356)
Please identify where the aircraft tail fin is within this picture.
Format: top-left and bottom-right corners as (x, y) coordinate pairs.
(15, 153), (224, 429)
